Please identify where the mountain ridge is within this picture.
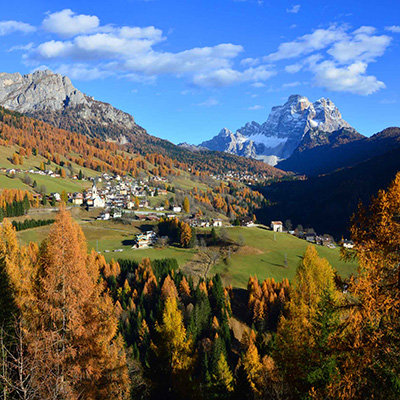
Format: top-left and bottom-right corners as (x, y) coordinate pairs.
(0, 70), (284, 178)
(199, 95), (355, 165)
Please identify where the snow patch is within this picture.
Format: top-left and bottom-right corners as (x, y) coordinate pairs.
(247, 134), (288, 149)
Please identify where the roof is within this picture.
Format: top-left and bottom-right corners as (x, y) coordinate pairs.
(271, 221), (283, 225)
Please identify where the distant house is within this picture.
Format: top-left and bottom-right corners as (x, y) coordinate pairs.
(212, 219), (223, 227)
(343, 239), (354, 249)
(72, 192), (83, 205)
(173, 206), (182, 213)
(305, 233), (317, 243)
(51, 192), (61, 202)
(270, 221), (283, 232)
(97, 212), (110, 221)
(133, 231), (157, 249)
(240, 217), (254, 227)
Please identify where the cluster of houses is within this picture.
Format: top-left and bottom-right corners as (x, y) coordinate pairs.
(270, 220), (354, 249)
(2, 167), (87, 180)
(210, 171), (272, 183)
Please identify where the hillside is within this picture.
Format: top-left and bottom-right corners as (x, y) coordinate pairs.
(277, 127), (400, 176)
(257, 145), (400, 237)
(0, 71), (285, 179)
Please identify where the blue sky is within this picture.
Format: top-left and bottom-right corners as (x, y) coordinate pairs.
(0, 0), (399, 143)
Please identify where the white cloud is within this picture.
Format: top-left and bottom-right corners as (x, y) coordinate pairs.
(267, 24), (391, 95)
(328, 30), (391, 63)
(385, 25), (400, 33)
(196, 98), (220, 107)
(282, 81), (301, 88)
(286, 5), (301, 13)
(379, 98), (396, 104)
(310, 60), (385, 95)
(55, 63), (114, 80)
(240, 57), (260, 66)
(266, 26), (347, 61)
(285, 63), (303, 73)
(0, 20), (35, 36)
(251, 82), (265, 88)
(192, 66), (275, 87)
(42, 9), (100, 38)
(248, 105), (264, 110)
(8, 42), (34, 52)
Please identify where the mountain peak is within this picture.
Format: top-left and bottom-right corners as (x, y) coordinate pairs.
(0, 70), (142, 139)
(200, 94), (354, 165)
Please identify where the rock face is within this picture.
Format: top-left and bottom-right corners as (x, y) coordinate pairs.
(200, 128), (258, 158)
(199, 95), (354, 165)
(0, 70), (142, 141)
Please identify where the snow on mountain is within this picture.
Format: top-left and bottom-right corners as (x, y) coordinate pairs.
(199, 95), (353, 165)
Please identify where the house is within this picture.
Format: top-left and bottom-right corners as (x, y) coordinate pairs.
(72, 192), (83, 205)
(173, 206), (182, 213)
(240, 217), (254, 227)
(270, 221), (283, 232)
(305, 233), (317, 243)
(212, 219), (223, 227)
(158, 189), (168, 196)
(320, 234), (334, 247)
(133, 230), (157, 249)
(51, 192), (61, 202)
(97, 212), (110, 221)
(112, 210), (122, 219)
(343, 239), (354, 249)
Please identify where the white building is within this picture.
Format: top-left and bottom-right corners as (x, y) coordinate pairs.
(173, 206), (182, 213)
(270, 221), (283, 232)
(91, 181), (105, 208)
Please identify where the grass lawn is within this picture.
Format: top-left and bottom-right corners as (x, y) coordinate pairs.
(16, 217), (197, 267)
(210, 226), (357, 288)
(0, 174), (28, 190)
(16, 217), (357, 289)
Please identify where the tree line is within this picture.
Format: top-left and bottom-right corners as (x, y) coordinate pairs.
(11, 218), (55, 231)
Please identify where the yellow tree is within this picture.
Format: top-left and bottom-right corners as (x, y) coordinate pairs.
(152, 296), (193, 397)
(183, 196), (190, 213)
(179, 222), (192, 248)
(330, 172), (400, 399)
(30, 207), (130, 399)
(275, 245), (340, 397)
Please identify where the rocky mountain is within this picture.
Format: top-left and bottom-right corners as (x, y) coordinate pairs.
(200, 128), (258, 158)
(0, 70), (285, 178)
(277, 127), (400, 176)
(0, 70), (145, 142)
(199, 95), (354, 165)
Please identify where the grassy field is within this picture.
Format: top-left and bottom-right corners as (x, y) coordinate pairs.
(16, 213), (357, 289)
(0, 174), (28, 190)
(210, 226), (357, 288)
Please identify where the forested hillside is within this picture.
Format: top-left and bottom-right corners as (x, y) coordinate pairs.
(1, 174), (400, 399)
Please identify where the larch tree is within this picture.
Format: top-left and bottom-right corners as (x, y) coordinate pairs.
(183, 196), (190, 213)
(329, 172), (400, 399)
(29, 207), (130, 399)
(151, 296), (193, 398)
(275, 245), (340, 398)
